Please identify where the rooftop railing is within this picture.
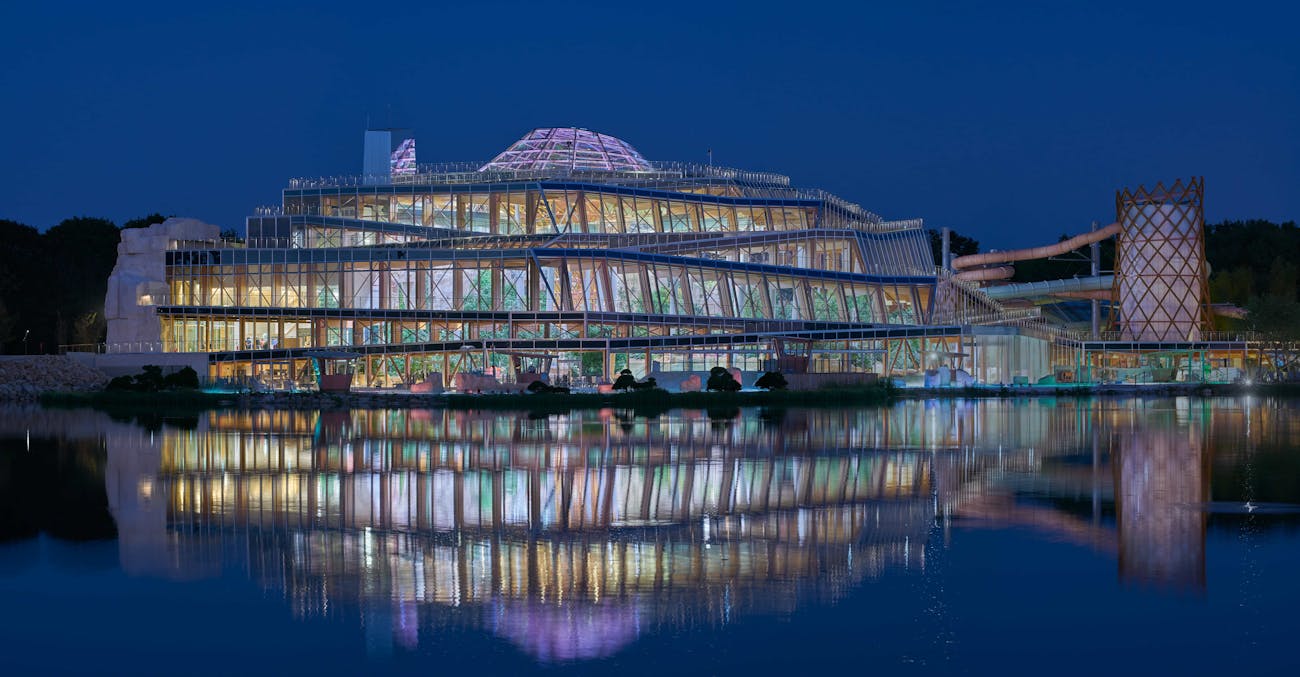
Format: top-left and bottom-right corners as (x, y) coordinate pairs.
(60, 341), (167, 355)
(283, 161), (888, 224)
(287, 161), (794, 190)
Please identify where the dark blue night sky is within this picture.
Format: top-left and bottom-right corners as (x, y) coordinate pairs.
(1, 0), (1296, 248)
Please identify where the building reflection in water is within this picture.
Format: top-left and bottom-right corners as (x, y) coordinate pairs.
(4, 397), (1265, 661)
(1113, 398), (1208, 589)
(109, 406), (948, 661)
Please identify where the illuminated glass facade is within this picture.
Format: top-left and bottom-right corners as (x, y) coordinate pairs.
(156, 128), (1031, 387)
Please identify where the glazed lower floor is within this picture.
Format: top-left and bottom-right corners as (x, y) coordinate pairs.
(192, 336), (1268, 394)
(192, 326), (1071, 391)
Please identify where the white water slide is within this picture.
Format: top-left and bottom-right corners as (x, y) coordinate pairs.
(950, 223), (1121, 283)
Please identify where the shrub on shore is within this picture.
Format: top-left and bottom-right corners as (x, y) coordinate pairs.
(706, 367), (741, 392)
(105, 365), (200, 392)
(754, 372), (788, 390)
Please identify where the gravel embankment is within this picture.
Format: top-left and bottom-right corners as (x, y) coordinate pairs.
(0, 356), (110, 402)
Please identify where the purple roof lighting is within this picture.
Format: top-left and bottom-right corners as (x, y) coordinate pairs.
(488, 598), (642, 663)
(390, 138), (417, 175)
(478, 127), (651, 172)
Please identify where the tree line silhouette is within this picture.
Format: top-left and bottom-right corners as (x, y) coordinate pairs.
(0, 214), (167, 354)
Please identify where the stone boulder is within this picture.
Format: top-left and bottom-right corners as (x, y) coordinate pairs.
(0, 356), (110, 401)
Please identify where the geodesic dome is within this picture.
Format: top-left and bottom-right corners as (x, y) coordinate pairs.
(478, 127), (651, 172)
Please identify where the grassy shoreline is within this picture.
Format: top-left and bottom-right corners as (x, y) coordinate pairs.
(36, 389), (243, 418)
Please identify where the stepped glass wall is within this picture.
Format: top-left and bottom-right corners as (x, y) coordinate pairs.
(155, 128), (1018, 389)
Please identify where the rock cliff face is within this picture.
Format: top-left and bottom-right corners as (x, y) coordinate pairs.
(105, 218), (221, 346)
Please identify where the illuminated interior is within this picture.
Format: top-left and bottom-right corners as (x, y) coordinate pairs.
(146, 127), (1052, 389)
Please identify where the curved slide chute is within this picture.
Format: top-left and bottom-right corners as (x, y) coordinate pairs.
(952, 222), (1121, 282)
(952, 266), (1016, 282)
(982, 275), (1115, 301)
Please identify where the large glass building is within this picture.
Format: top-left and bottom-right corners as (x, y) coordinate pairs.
(134, 127), (1063, 389)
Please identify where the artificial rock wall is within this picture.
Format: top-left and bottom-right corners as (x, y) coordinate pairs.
(105, 217), (221, 346)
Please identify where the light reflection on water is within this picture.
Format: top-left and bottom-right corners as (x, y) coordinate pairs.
(2, 397), (1300, 669)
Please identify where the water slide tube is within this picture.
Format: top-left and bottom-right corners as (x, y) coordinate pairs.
(984, 274), (1248, 318)
(1209, 304), (1248, 319)
(952, 266), (1016, 282)
(981, 275), (1115, 301)
(951, 222), (1122, 282)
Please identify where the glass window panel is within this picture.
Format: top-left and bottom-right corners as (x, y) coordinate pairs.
(460, 266), (491, 310)
(501, 266), (528, 311)
(913, 285), (932, 323)
(618, 262), (646, 313)
(810, 281), (844, 321)
(647, 265), (677, 314)
(626, 196), (657, 233)
(388, 267), (413, 310)
(599, 194), (623, 233)
(734, 206), (755, 232)
(461, 194), (491, 233)
(536, 263), (562, 311)
(500, 191), (528, 235)
(582, 193), (604, 234)
(424, 194), (454, 227)
(701, 205), (725, 232)
(666, 201), (695, 232)
(423, 265), (455, 310)
(733, 274), (767, 319)
(360, 195), (389, 221)
(540, 190), (576, 233)
(391, 195), (420, 225)
(847, 284), (878, 322)
(606, 263), (628, 313)
(883, 284), (916, 324)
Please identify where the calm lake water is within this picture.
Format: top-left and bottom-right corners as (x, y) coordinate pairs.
(1, 398), (1299, 675)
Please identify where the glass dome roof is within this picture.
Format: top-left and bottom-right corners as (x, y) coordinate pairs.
(478, 127), (651, 172)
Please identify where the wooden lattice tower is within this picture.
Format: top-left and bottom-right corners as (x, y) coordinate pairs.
(1113, 177), (1211, 341)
